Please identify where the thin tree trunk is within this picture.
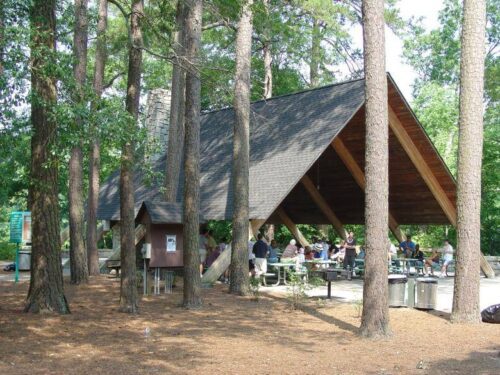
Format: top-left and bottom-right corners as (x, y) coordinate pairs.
(229, 0), (253, 296)
(25, 0), (69, 314)
(119, 0), (143, 314)
(164, 0), (186, 202)
(69, 0), (89, 285)
(451, 0), (486, 324)
(0, 0), (4, 78)
(87, 0), (108, 276)
(310, 17), (321, 88)
(262, 0), (272, 99)
(182, 0), (203, 309)
(359, 0), (390, 338)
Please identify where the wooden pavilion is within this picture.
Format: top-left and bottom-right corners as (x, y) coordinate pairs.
(96, 74), (491, 276)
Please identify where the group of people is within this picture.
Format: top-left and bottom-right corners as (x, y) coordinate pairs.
(391, 236), (454, 277)
(200, 228), (455, 280)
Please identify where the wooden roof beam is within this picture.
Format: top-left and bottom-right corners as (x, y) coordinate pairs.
(300, 175), (347, 240)
(388, 107), (494, 277)
(388, 107), (457, 225)
(331, 137), (406, 243)
(276, 207), (310, 247)
(249, 219), (266, 240)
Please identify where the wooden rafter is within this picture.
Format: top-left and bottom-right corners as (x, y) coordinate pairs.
(249, 219), (266, 240)
(388, 107), (494, 277)
(388, 107), (457, 225)
(276, 207), (310, 247)
(300, 175), (347, 240)
(331, 137), (406, 242)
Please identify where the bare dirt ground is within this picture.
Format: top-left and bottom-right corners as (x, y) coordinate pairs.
(0, 274), (499, 375)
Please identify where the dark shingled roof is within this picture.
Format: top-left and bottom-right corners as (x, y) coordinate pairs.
(97, 77), (365, 222)
(138, 201), (183, 224)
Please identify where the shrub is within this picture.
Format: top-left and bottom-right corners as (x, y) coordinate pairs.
(0, 242), (16, 261)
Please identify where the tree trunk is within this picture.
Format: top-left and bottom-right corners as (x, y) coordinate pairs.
(229, 0), (254, 296)
(262, 0), (272, 99)
(451, 0), (486, 324)
(359, 0), (390, 338)
(310, 17), (321, 88)
(87, 0), (107, 276)
(0, 0), (4, 78)
(69, 0), (89, 285)
(164, 0), (186, 202)
(182, 0), (203, 309)
(25, 0), (69, 314)
(119, 0), (143, 314)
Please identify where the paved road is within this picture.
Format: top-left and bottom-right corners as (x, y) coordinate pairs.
(263, 276), (500, 313)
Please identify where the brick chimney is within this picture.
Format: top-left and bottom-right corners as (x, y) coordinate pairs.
(145, 89), (171, 162)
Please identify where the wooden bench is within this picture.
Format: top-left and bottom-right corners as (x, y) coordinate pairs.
(105, 259), (121, 277)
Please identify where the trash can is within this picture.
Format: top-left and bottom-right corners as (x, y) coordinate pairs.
(415, 277), (438, 310)
(388, 274), (407, 307)
(18, 250), (31, 271)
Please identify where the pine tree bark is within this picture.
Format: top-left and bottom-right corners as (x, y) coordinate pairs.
(310, 17), (321, 88)
(119, 0), (143, 314)
(25, 0), (70, 314)
(451, 0), (486, 324)
(359, 0), (390, 338)
(164, 0), (186, 202)
(69, 0), (89, 285)
(87, 0), (108, 276)
(262, 0), (272, 99)
(182, 0), (203, 309)
(229, 0), (254, 296)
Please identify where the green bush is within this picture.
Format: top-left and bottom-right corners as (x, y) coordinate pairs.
(0, 242), (16, 261)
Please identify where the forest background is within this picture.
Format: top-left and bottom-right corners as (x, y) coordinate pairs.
(0, 0), (498, 258)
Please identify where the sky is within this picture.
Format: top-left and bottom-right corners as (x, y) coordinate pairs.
(385, 0), (444, 100)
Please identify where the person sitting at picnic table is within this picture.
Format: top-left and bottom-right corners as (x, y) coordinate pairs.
(399, 236), (416, 258)
(281, 239), (298, 259)
(413, 244), (425, 273)
(297, 247), (306, 263)
(313, 244), (323, 258)
(357, 246), (366, 259)
(331, 241), (345, 262)
(268, 239), (279, 263)
(439, 239), (454, 278)
(304, 246), (314, 260)
(424, 248), (441, 276)
(253, 233), (269, 278)
(343, 232), (357, 270)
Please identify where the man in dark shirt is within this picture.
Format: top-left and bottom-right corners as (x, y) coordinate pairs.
(253, 233), (269, 278)
(343, 231), (357, 271)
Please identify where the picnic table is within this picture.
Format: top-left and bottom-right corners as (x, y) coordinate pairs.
(267, 262), (298, 286)
(392, 258), (424, 275)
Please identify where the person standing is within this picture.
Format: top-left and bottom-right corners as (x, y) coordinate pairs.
(343, 232), (357, 270)
(253, 233), (269, 278)
(440, 239), (454, 278)
(320, 238), (330, 261)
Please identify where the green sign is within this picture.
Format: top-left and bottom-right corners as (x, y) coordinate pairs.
(10, 211), (31, 244)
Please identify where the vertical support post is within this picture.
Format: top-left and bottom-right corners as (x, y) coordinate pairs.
(15, 243), (19, 283)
